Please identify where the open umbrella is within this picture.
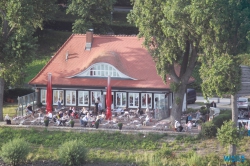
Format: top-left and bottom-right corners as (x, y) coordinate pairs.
(106, 76), (112, 120)
(46, 73), (52, 114)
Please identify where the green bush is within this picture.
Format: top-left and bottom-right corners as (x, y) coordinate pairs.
(200, 106), (208, 115)
(199, 121), (217, 139)
(58, 140), (88, 166)
(0, 138), (30, 166)
(212, 111), (231, 129)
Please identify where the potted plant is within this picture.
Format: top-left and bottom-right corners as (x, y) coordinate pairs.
(95, 120), (99, 129)
(118, 123), (123, 130)
(70, 119), (75, 128)
(44, 117), (49, 127)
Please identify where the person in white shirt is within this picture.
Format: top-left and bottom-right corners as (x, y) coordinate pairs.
(4, 114), (11, 124)
(175, 120), (183, 132)
(143, 115), (150, 126)
(80, 115), (88, 127)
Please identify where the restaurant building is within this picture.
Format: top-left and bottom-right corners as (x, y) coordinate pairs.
(29, 31), (175, 119)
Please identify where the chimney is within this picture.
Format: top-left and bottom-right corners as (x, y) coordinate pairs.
(85, 29), (93, 51)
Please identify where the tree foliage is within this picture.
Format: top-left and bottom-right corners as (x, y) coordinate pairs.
(67, 0), (116, 33)
(0, 0), (57, 87)
(196, 0), (250, 98)
(217, 121), (242, 147)
(128, 0), (250, 123)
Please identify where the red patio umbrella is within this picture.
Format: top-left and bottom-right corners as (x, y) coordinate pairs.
(46, 73), (53, 114)
(106, 76), (112, 120)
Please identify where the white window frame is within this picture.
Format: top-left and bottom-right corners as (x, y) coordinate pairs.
(66, 90), (76, 105)
(41, 89), (46, 104)
(154, 94), (165, 109)
(91, 91), (102, 106)
(53, 90), (64, 105)
(116, 92), (126, 108)
(72, 62), (136, 80)
(78, 91), (89, 106)
(141, 93), (152, 108)
(129, 93), (139, 108)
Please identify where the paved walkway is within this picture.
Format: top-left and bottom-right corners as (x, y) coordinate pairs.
(0, 118), (200, 136)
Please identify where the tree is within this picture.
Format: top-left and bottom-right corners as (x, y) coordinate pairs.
(197, 0), (250, 157)
(128, 0), (200, 123)
(67, 0), (117, 33)
(128, 0), (250, 129)
(0, 0), (58, 120)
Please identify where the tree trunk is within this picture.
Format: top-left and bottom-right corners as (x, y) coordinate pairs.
(229, 94), (238, 158)
(0, 77), (4, 121)
(170, 84), (187, 124)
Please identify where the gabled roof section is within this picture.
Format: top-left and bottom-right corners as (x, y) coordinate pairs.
(29, 34), (174, 89)
(71, 62), (136, 80)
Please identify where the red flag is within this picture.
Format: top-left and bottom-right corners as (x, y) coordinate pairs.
(106, 76), (112, 120)
(46, 73), (53, 113)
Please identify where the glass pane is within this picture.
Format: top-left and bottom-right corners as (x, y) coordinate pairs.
(66, 92), (71, 104)
(78, 92), (83, 105)
(84, 92), (89, 105)
(72, 92), (76, 104)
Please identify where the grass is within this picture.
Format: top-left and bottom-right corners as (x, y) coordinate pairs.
(0, 127), (249, 165)
(24, 30), (72, 83)
(3, 104), (17, 117)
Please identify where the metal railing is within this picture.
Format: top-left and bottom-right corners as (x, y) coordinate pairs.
(16, 92), (37, 116)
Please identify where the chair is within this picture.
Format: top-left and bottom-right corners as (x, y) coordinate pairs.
(30, 118), (38, 125)
(135, 124), (142, 130)
(152, 123), (164, 130)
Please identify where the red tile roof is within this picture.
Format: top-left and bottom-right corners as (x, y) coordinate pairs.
(29, 34), (177, 90)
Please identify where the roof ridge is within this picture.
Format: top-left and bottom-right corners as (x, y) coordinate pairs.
(72, 33), (138, 37)
(28, 34), (75, 84)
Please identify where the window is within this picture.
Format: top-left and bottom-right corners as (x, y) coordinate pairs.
(128, 93), (139, 108)
(41, 89), (46, 104)
(141, 93), (152, 108)
(66, 90), (76, 105)
(116, 92), (126, 107)
(91, 91), (102, 106)
(78, 91), (89, 106)
(154, 94), (165, 109)
(73, 62), (136, 80)
(53, 90), (64, 105)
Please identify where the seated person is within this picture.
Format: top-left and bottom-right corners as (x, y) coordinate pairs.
(100, 112), (106, 123)
(137, 107), (144, 116)
(174, 120), (183, 132)
(59, 111), (63, 118)
(4, 114), (11, 124)
(46, 112), (53, 119)
(143, 115), (150, 126)
(26, 105), (34, 118)
(68, 107), (73, 115)
(185, 121), (192, 132)
(80, 115), (88, 127)
(61, 113), (68, 126)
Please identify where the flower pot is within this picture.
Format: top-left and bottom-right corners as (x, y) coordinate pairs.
(118, 123), (123, 130)
(95, 121), (99, 129)
(70, 121), (75, 127)
(44, 120), (49, 127)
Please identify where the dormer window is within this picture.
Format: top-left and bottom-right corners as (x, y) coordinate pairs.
(72, 62), (136, 80)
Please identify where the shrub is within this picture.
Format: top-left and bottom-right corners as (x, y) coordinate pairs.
(199, 121), (217, 139)
(217, 121), (242, 147)
(200, 106), (208, 115)
(58, 140), (88, 166)
(0, 138), (30, 166)
(213, 112), (231, 129)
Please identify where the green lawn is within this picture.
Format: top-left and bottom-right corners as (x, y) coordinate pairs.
(3, 104), (17, 117)
(24, 30), (72, 83)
